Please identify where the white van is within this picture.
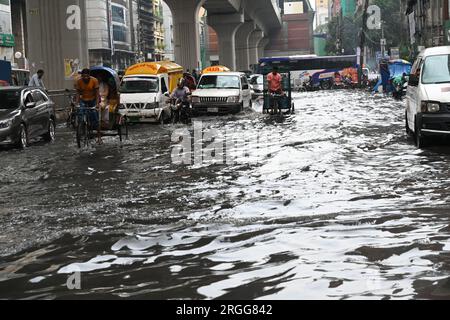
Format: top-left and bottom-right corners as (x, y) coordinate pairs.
(406, 46), (450, 148)
(191, 70), (252, 115)
(119, 62), (183, 123)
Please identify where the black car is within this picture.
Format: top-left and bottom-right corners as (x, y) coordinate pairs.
(0, 87), (56, 148)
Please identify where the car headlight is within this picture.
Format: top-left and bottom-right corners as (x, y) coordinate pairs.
(227, 96), (240, 103)
(192, 96), (200, 104)
(421, 101), (440, 113)
(0, 119), (12, 129)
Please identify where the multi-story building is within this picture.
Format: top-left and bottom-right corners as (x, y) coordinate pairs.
(161, 0), (173, 61)
(86, 0), (137, 71)
(136, 0), (164, 62)
(152, 0), (164, 61)
(0, 0), (14, 63)
(10, 0), (27, 69)
(403, 0), (450, 54)
(331, 0), (341, 17)
(265, 0), (315, 57)
(315, 0), (330, 28)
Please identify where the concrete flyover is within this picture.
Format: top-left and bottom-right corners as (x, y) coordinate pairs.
(166, 0), (282, 71)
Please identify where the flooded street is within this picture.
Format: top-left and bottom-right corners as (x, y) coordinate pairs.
(1, 89), (450, 300)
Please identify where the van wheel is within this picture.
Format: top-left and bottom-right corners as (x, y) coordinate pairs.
(405, 112), (411, 136)
(415, 118), (428, 148)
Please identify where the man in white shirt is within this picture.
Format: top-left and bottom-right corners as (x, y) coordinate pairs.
(29, 70), (46, 89)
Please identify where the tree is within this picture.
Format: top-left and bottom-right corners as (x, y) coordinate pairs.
(324, 0), (407, 57)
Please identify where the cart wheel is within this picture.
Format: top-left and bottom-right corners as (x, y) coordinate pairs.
(76, 123), (82, 149)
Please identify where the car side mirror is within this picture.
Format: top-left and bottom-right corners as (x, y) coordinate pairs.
(26, 102), (36, 109)
(409, 74), (419, 87)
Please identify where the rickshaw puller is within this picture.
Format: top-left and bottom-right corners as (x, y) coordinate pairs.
(75, 68), (100, 129)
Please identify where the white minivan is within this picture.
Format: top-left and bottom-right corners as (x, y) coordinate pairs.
(191, 71), (252, 115)
(406, 46), (450, 148)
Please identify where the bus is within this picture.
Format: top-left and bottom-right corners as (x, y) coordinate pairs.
(259, 55), (359, 90)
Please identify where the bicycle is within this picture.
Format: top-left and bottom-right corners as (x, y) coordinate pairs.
(75, 106), (97, 148)
(66, 94), (78, 129)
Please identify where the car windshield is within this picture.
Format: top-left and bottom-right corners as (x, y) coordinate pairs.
(422, 54), (450, 84)
(120, 77), (159, 93)
(198, 75), (240, 89)
(250, 76), (263, 85)
(0, 91), (21, 109)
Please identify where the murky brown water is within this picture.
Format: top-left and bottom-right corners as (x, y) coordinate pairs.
(1, 90), (450, 299)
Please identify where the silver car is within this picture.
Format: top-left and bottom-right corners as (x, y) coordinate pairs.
(249, 74), (263, 99)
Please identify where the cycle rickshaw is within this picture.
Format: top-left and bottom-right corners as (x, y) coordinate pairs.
(260, 64), (295, 115)
(76, 66), (128, 148)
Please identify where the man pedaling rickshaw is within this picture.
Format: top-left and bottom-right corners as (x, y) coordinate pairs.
(75, 68), (100, 129)
(267, 66), (285, 114)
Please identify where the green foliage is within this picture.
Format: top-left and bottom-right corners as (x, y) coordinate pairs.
(324, 0), (408, 56)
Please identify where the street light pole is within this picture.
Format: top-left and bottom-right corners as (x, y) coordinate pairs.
(358, 0), (370, 86)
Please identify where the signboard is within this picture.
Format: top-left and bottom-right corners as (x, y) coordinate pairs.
(0, 33), (13, 46)
(409, 12), (416, 44)
(64, 58), (80, 80)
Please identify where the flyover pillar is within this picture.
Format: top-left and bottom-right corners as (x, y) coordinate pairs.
(248, 30), (264, 66)
(208, 13), (244, 71)
(235, 21), (256, 71)
(165, 0), (204, 71)
(257, 37), (270, 61)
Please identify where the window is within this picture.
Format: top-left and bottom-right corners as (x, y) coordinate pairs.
(112, 5), (126, 24)
(32, 91), (45, 104)
(120, 78), (159, 93)
(198, 76), (240, 89)
(422, 55), (450, 84)
(241, 76), (249, 89)
(113, 25), (127, 43)
(161, 78), (168, 93)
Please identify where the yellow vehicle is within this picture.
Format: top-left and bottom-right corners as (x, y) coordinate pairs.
(119, 61), (184, 123)
(202, 65), (231, 74)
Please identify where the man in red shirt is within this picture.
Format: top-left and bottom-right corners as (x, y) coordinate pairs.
(267, 66), (284, 113)
(267, 66), (283, 94)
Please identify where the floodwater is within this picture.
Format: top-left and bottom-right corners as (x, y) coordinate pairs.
(1, 90), (450, 300)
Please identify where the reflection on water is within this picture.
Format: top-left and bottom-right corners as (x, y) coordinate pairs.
(1, 90), (450, 299)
